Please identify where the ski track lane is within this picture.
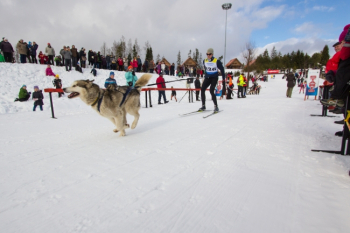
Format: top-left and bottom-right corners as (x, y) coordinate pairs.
(1, 65), (350, 233)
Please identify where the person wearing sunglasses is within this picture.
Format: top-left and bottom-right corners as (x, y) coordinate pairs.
(198, 48), (225, 113)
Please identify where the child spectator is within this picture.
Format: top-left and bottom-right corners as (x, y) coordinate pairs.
(38, 51), (45, 64)
(54, 55), (61, 66)
(300, 81), (307, 94)
(75, 63), (83, 73)
(125, 66), (138, 87)
(90, 68), (97, 77)
(105, 71), (117, 89)
(52, 74), (63, 97)
(46, 64), (55, 76)
(170, 86), (177, 102)
(14, 85), (31, 102)
(32, 86), (44, 111)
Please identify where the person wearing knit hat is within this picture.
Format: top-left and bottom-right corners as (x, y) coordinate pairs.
(14, 85), (31, 102)
(105, 71), (117, 89)
(125, 65), (138, 87)
(198, 48), (225, 113)
(32, 85), (44, 111)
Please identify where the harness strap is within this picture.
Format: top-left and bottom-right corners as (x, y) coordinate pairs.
(97, 93), (104, 112)
(119, 87), (133, 107)
(91, 92), (100, 106)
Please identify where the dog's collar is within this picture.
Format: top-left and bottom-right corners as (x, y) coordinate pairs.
(91, 92), (100, 106)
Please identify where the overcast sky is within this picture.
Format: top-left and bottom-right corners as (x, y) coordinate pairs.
(0, 0), (346, 65)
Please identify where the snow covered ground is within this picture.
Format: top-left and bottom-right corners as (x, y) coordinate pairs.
(1, 63), (350, 233)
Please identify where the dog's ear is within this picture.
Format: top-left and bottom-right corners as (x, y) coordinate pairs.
(90, 79), (95, 83)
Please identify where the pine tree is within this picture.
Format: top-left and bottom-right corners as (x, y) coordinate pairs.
(149, 47), (153, 60)
(132, 45), (137, 59)
(320, 45), (330, 66)
(188, 49), (192, 58)
(177, 51), (181, 66)
(127, 53), (132, 65)
(156, 54), (160, 63)
(134, 39), (141, 57)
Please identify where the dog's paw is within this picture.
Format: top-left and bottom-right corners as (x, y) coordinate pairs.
(125, 124), (130, 128)
(119, 130), (126, 136)
(113, 129), (119, 133)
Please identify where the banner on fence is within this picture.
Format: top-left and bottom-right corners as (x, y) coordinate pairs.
(215, 80), (222, 96)
(305, 69), (320, 98)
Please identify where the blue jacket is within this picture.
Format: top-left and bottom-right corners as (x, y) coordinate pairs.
(125, 72), (138, 86)
(203, 57), (225, 80)
(137, 58), (142, 65)
(104, 77), (117, 88)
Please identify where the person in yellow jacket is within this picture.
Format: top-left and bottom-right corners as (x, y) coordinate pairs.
(237, 74), (246, 98)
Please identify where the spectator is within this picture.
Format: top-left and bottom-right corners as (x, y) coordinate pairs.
(62, 46), (72, 71)
(60, 46), (66, 66)
(170, 86), (177, 102)
(75, 63), (83, 73)
(132, 57), (138, 72)
(123, 57), (128, 71)
(149, 60), (155, 73)
(0, 38), (14, 63)
(0, 53), (4, 62)
(125, 66), (138, 87)
(117, 56), (124, 71)
(105, 71), (117, 89)
(45, 43), (55, 65)
(144, 59), (149, 73)
(32, 86), (44, 111)
(106, 54), (111, 69)
(97, 52), (102, 68)
(88, 49), (93, 67)
(14, 85), (31, 102)
(226, 72), (233, 99)
(156, 62), (161, 74)
(243, 75), (247, 97)
(111, 59), (117, 70)
(237, 74), (245, 98)
(101, 56), (107, 69)
(194, 76), (201, 101)
(31, 41), (38, 64)
(170, 63), (175, 76)
(161, 61), (165, 74)
(79, 48), (86, 68)
(137, 55), (142, 72)
(90, 68), (97, 77)
(71, 45), (78, 67)
(52, 74), (63, 97)
(300, 81), (306, 94)
(38, 51), (45, 64)
(54, 55), (62, 66)
(26, 42), (32, 63)
(156, 72), (168, 104)
(45, 64), (56, 76)
(16, 39), (27, 63)
(286, 72), (296, 98)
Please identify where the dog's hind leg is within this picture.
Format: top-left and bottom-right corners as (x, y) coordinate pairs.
(128, 109), (140, 129)
(108, 117), (119, 133)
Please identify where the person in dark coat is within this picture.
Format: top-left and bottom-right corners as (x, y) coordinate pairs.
(106, 55), (111, 69)
(0, 38), (14, 63)
(90, 68), (97, 77)
(170, 63), (175, 76)
(194, 76), (201, 101)
(32, 86), (44, 111)
(286, 72), (296, 98)
(75, 63), (83, 73)
(144, 60), (149, 73)
(53, 74), (63, 97)
(137, 55), (142, 72)
(88, 50), (93, 67)
(79, 48), (86, 68)
(31, 41), (38, 64)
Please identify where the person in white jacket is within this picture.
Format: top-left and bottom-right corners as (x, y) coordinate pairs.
(45, 43), (55, 65)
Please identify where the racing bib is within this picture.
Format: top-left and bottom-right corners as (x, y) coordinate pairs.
(205, 58), (218, 75)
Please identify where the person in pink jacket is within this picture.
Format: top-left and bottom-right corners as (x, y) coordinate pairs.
(45, 64), (55, 76)
(132, 57), (138, 72)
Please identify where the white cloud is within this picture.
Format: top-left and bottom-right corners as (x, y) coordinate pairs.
(312, 5), (335, 12)
(293, 22), (321, 37)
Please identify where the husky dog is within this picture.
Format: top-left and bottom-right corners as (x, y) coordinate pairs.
(63, 74), (152, 136)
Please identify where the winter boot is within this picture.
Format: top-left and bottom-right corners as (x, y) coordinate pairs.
(198, 105), (206, 112)
(214, 105), (219, 113)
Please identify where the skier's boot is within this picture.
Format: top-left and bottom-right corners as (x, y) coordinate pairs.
(198, 105), (206, 112)
(214, 105), (219, 113)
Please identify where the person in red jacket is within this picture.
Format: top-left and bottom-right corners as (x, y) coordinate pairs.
(156, 72), (169, 104)
(132, 57), (138, 72)
(45, 64), (56, 76)
(117, 56), (124, 71)
(38, 51), (45, 64)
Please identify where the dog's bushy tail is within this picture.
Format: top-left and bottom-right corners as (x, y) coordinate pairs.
(135, 74), (152, 91)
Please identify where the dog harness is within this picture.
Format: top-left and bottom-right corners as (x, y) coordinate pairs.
(91, 91), (104, 112)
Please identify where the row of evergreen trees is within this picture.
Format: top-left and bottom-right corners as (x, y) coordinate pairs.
(254, 45), (330, 73)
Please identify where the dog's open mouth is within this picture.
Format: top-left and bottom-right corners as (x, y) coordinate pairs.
(68, 92), (80, 99)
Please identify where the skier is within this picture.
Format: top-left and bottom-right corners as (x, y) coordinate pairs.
(198, 48), (225, 113)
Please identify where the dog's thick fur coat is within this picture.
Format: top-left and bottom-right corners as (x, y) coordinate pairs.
(63, 74), (152, 136)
